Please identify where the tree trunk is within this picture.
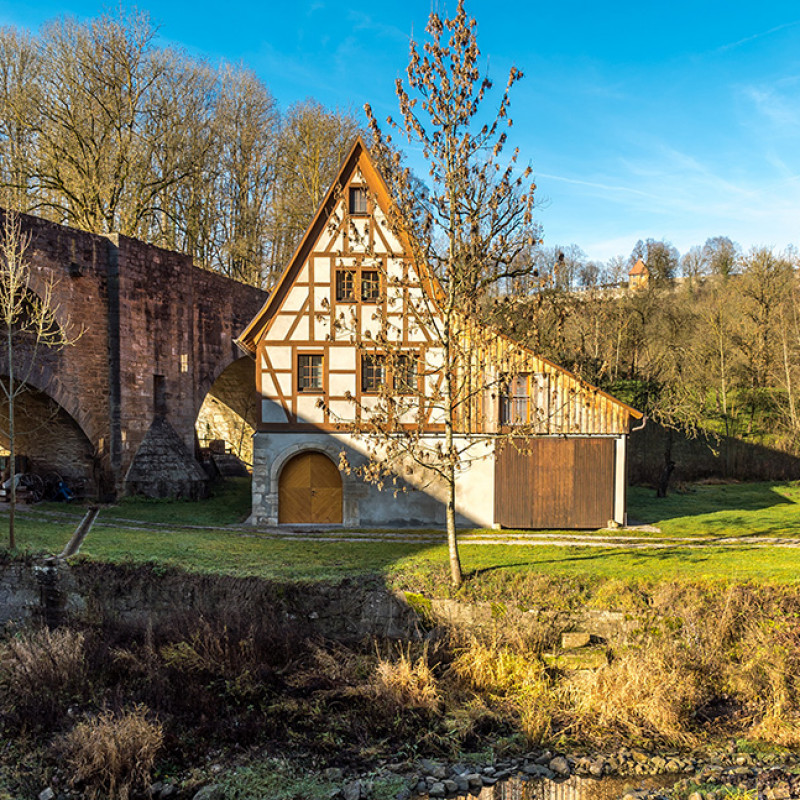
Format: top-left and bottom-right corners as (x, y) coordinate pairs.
(7, 323), (14, 550)
(445, 427), (462, 588)
(656, 429), (675, 498)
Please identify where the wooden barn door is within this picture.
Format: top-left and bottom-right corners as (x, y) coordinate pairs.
(278, 452), (343, 524)
(495, 438), (615, 529)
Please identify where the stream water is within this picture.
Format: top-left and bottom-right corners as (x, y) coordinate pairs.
(427, 774), (680, 800)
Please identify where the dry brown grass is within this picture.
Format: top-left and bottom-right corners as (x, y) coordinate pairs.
(725, 618), (800, 747)
(60, 706), (163, 800)
(374, 645), (440, 711)
(0, 626), (87, 729)
(562, 639), (704, 747)
(160, 619), (256, 677)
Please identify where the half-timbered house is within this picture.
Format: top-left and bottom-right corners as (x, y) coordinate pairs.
(236, 138), (643, 529)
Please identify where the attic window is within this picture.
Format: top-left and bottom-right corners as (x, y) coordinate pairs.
(349, 186), (368, 215)
(394, 354), (419, 394)
(500, 375), (529, 426)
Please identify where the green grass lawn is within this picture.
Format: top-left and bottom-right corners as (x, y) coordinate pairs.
(627, 481), (800, 538)
(1, 478), (799, 587)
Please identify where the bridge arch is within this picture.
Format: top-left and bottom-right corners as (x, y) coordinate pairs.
(0, 377), (96, 490)
(195, 356), (258, 466)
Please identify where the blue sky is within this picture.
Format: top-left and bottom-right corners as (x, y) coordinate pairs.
(2, 1), (799, 263)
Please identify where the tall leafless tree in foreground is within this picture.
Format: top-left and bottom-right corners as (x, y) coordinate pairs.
(361, 1), (538, 587)
(0, 211), (76, 548)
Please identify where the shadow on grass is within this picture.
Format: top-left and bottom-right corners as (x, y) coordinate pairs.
(628, 481), (797, 526)
(467, 541), (772, 580)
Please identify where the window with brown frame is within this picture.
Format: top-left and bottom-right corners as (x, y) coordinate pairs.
(393, 354), (418, 394)
(349, 186), (368, 215)
(335, 269), (356, 302)
(360, 269), (381, 302)
(361, 353), (386, 394)
(500, 374), (531, 425)
(298, 354), (323, 392)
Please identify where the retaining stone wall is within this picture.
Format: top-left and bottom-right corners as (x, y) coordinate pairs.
(0, 560), (639, 647)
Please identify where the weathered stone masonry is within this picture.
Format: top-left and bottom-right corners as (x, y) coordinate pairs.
(0, 209), (267, 497)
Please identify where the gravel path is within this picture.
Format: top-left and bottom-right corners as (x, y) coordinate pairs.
(16, 505), (800, 550)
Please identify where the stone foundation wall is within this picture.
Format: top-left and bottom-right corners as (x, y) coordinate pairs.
(251, 431), (495, 528)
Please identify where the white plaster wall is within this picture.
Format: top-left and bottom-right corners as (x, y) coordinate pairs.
(614, 435), (627, 525)
(327, 399), (355, 421)
(282, 289), (306, 313)
(329, 373), (353, 397)
(296, 395), (325, 424)
(262, 399), (286, 423)
(269, 346), (292, 371)
(289, 316), (310, 341)
(261, 372), (277, 396)
(329, 348), (356, 371)
(269, 315), (295, 341)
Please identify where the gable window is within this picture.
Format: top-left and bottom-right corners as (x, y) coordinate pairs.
(335, 269), (356, 302)
(361, 269), (381, 302)
(394, 354), (418, 394)
(349, 186), (368, 215)
(361, 353), (386, 394)
(298, 354), (323, 392)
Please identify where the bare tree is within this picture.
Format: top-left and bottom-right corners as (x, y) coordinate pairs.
(269, 100), (362, 278)
(0, 211), (77, 548)
(360, 1), (538, 587)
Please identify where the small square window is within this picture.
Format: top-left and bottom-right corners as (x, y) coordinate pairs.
(335, 269), (356, 302)
(394, 354), (418, 394)
(298, 354), (323, 392)
(349, 186), (368, 215)
(361, 269), (381, 302)
(361, 353), (386, 394)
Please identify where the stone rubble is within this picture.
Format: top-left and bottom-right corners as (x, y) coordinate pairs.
(39, 746), (800, 800)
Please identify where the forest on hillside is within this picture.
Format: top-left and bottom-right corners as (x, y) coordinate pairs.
(489, 241), (800, 477)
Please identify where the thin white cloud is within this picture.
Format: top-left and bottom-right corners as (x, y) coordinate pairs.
(539, 139), (800, 262)
(715, 20), (800, 53)
(742, 85), (800, 131)
(536, 172), (657, 200)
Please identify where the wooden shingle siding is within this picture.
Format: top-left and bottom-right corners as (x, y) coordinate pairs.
(495, 438), (616, 529)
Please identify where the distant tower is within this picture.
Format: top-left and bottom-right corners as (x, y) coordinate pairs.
(628, 257), (649, 289)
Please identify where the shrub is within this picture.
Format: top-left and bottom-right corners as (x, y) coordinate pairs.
(451, 637), (553, 743)
(0, 626), (87, 730)
(59, 706), (162, 800)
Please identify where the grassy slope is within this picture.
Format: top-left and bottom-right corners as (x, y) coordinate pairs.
(1, 478), (799, 585)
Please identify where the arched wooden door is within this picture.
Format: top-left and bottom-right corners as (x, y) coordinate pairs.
(278, 452), (343, 524)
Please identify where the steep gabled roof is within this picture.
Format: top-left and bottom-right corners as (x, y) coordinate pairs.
(236, 136), (441, 354)
(235, 137), (643, 425)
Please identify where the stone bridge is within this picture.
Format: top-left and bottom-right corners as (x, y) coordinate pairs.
(0, 209), (267, 499)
